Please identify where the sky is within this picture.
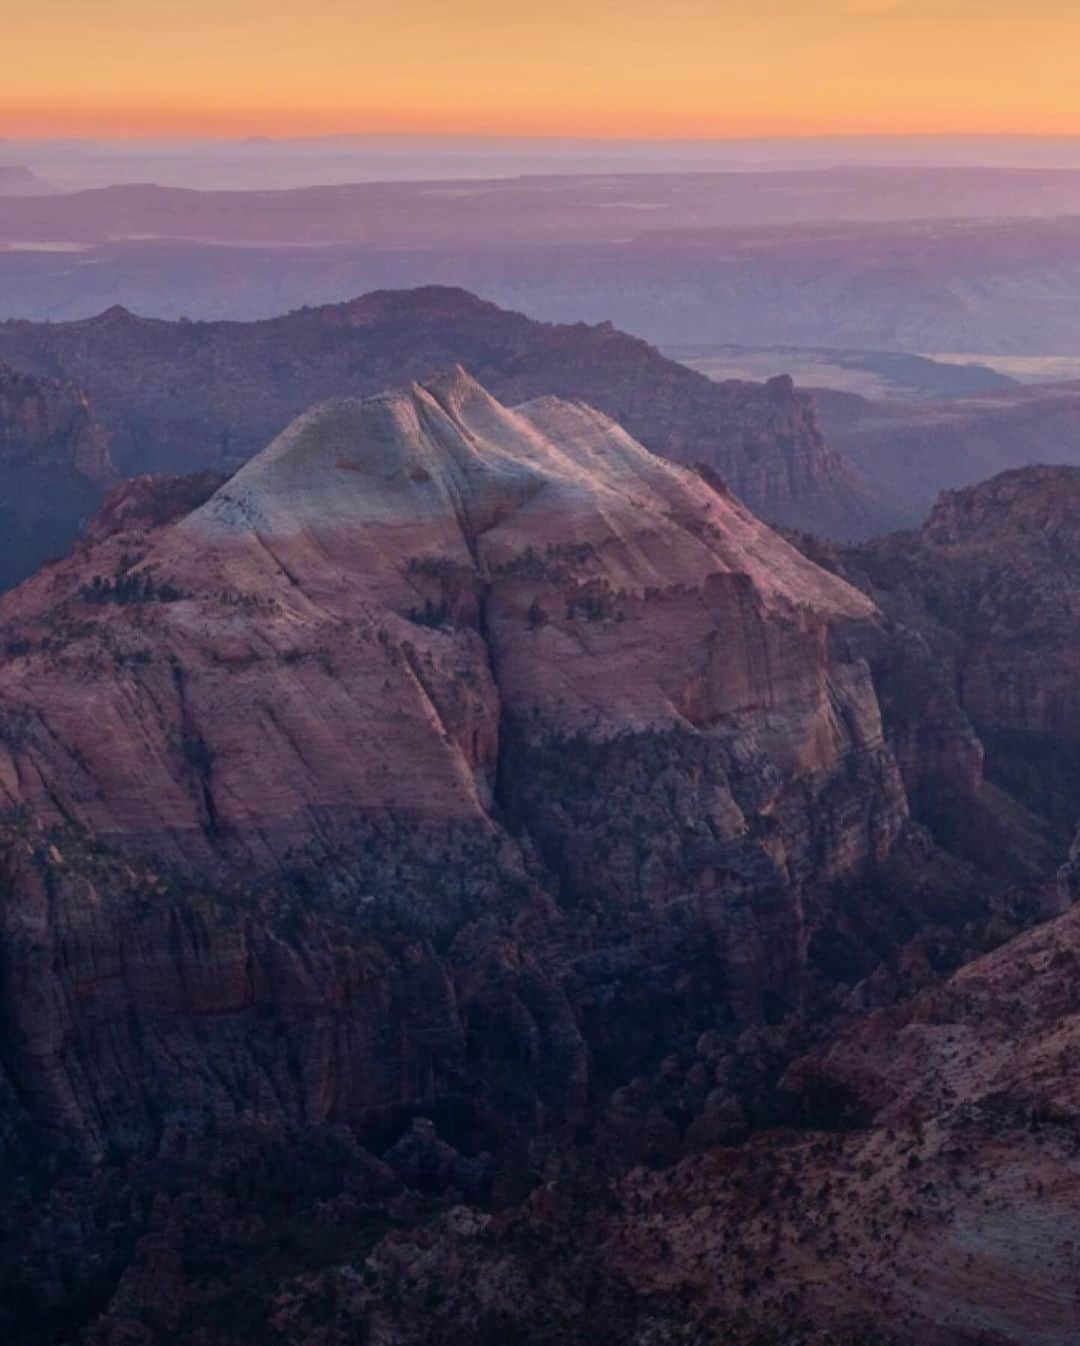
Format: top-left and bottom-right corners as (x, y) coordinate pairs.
(5, 0), (1080, 139)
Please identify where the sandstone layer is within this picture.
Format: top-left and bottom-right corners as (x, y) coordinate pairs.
(0, 387), (1063, 1346)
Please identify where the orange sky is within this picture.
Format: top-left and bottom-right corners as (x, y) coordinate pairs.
(6, 0), (1080, 139)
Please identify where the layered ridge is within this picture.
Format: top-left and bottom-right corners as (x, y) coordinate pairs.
(0, 286), (887, 551)
(1, 374), (1032, 1346)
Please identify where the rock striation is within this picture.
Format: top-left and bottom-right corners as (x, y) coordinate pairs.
(0, 386), (1067, 1346)
(0, 372), (922, 1342)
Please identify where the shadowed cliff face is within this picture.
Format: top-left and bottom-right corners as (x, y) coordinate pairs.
(0, 363), (113, 590)
(798, 465), (1080, 843)
(316, 896), (1080, 1346)
(0, 364), (109, 481)
(0, 286), (887, 550)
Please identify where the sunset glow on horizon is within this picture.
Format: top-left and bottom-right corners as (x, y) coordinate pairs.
(7, 0), (1080, 140)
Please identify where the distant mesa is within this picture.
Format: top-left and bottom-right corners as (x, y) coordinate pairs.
(0, 164), (57, 197)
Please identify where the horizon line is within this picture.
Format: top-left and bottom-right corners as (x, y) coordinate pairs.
(12, 130), (1080, 147)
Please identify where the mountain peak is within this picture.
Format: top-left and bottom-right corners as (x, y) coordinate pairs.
(84, 304), (140, 327)
(185, 368), (540, 544)
(0, 370), (883, 872)
(416, 361), (493, 412)
(338, 286), (503, 326)
(181, 372), (873, 633)
(0, 164), (55, 196)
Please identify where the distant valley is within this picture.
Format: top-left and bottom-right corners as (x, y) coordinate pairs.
(4, 177), (1080, 361)
(668, 343), (1019, 402)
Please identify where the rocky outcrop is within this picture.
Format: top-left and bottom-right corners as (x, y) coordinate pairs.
(80, 471), (227, 546)
(2, 389), (1071, 1345)
(0, 362), (110, 485)
(0, 362), (113, 589)
(319, 898), (1080, 1346)
(0, 286), (885, 544)
(0, 373), (932, 1342)
(0, 358), (109, 484)
(0, 368), (899, 873)
(798, 466), (1080, 840)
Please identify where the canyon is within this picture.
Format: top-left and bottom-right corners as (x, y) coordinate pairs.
(238, 463), (1080, 1346)
(8, 214), (1080, 364)
(0, 368), (1075, 1344)
(818, 381), (1080, 527)
(800, 465), (1080, 836)
(321, 890), (1080, 1346)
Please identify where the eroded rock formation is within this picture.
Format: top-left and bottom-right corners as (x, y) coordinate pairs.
(0, 389), (1066, 1346)
(319, 895), (1080, 1346)
(799, 465), (1080, 839)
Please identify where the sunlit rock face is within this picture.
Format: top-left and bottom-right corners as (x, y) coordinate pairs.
(0, 367), (899, 873)
(0, 373), (919, 1344)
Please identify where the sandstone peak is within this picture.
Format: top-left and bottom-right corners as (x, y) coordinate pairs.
(0, 373), (887, 872)
(0, 374), (1011, 1346)
(182, 369), (875, 625)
